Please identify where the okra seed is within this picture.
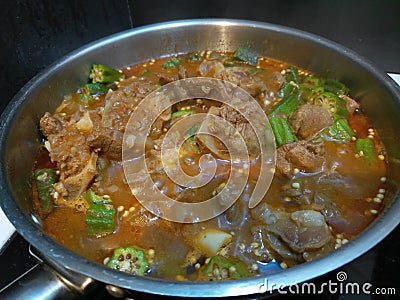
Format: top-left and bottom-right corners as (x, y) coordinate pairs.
(280, 262), (288, 269)
(228, 266), (236, 273)
(284, 196), (292, 202)
(291, 182), (300, 189)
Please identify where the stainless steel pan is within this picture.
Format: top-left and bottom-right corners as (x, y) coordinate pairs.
(1, 19), (400, 299)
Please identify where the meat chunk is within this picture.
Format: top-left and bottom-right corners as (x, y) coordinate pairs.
(276, 141), (325, 178)
(251, 204), (334, 264)
(266, 71), (285, 90)
(198, 61), (225, 78)
(341, 95), (360, 114)
(289, 104), (333, 140)
(88, 78), (159, 160)
(196, 105), (259, 159)
(45, 123), (97, 201)
(40, 112), (63, 136)
(222, 67), (267, 97)
(198, 62), (267, 98)
(178, 65), (188, 79)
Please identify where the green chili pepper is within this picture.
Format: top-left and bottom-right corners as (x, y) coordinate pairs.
(269, 118), (297, 147)
(201, 255), (251, 280)
(269, 94), (299, 118)
(34, 168), (56, 213)
(355, 138), (376, 163)
(89, 64), (123, 83)
(322, 78), (349, 95)
(321, 118), (354, 142)
(85, 203), (115, 237)
(314, 92), (349, 120)
(106, 246), (150, 276)
(233, 47), (258, 66)
(162, 57), (182, 69)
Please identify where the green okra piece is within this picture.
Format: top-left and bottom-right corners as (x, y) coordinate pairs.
(233, 47), (258, 66)
(162, 57), (182, 69)
(82, 83), (110, 95)
(314, 92), (349, 120)
(322, 78), (349, 96)
(34, 168), (56, 213)
(321, 118), (354, 142)
(171, 109), (193, 122)
(89, 64), (123, 83)
(85, 203), (115, 237)
(106, 246), (150, 276)
(355, 138), (376, 163)
(269, 94), (299, 118)
(201, 255), (251, 280)
(269, 117), (297, 147)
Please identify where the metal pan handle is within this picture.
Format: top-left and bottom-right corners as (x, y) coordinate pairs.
(0, 244), (99, 300)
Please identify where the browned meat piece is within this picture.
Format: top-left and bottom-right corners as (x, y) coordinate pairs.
(178, 65), (188, 79)
(88, 127), (123, 160)
(266, 71), (285, 90)
(276, 141), (325, 178)
(198, 62), (266, 98)
(46, 123), (97, 201)
(289, 104), (333, 140)
(88, 78), (159, 160)
(196, 105), (259, 159)
(40, 112), (63, 136)
(277, 210), (333, 253)
(198, 61), (225, 78)
(157, 73), (177, 85)
(340, 95), (360, 114)
(222, 67), (267, 97)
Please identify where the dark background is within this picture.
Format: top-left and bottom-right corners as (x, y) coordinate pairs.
(0, 0), (399, 299)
